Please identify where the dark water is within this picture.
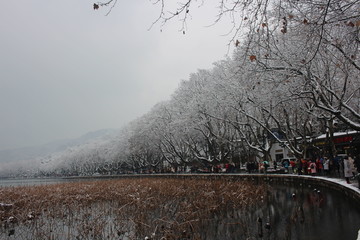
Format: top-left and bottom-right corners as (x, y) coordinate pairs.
(236, 182), (360, 240)
(182, 181), (360, 240)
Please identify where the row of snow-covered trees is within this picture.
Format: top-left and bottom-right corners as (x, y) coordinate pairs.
(7, 0), (358, 177)
(115, 0), (360, 173)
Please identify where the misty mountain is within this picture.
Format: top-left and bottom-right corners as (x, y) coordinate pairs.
(0, 129), (118, 164)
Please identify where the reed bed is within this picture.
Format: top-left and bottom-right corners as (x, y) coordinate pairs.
(0, 177), (267, 239)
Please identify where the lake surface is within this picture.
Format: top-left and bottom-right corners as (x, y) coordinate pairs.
(249, 182), (360, 240)
(0, 178), (81, 187)
(0, 177), (359, 239)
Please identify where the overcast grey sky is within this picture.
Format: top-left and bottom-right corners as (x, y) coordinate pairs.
(0, 1), (229, 150)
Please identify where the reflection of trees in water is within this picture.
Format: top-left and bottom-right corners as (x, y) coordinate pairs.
(254, 182), (360, 240)
(262, 184), (326, 240)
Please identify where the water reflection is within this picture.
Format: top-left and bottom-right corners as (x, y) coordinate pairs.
(191, 182), (360, 240)
(238, 183), (360, 240)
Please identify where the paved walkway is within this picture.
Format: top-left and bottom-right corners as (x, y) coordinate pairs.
(315, 175), (360, 193)
(275, 173), (360, 194)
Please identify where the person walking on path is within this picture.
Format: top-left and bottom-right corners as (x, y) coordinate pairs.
(302, 159), (309, 175)
(282, 158), (290, 173)
(297, 159), (303, 175)
(323, 157), (330, 176)
(316, 158), (324, 175)
(353, 155), (360, 189)
(290, 159), (296, 174)
(308, 161), (317, 176)
(343, 156), (355, 184)
(333, 155), (342, 177)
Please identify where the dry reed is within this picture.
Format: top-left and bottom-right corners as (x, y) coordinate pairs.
(0, 177), (267, 239)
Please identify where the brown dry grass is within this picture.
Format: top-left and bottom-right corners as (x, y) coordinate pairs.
(0, 177), (267, 239)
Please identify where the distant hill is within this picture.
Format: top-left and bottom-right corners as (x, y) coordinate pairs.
(0, 129), (118, 164)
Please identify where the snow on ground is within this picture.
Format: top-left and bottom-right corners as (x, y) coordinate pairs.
(309, 175), (360, 194)
(241, 173), (360, 194)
